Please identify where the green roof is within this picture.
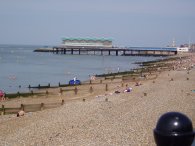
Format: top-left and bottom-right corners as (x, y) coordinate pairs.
(62, 38), (112, 42)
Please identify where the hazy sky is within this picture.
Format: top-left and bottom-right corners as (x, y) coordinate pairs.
(0, 0), (195, 47)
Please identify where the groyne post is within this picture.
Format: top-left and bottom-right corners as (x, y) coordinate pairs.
(105, 84), (108, 91)
(1, 105), (5, 115)
(46, 90), (49, 97)
(41, 103), (44, 110)
(61, 100), (64, 105)
(20, 104), (24, 111)
(31, 90), (34, 97)
(59, 88), (63, 95)
(89, 86), (93, 93)
(74, 87), (78, 95)
(17, 91), (20, 97)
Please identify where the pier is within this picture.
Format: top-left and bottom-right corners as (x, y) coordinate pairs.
(34, 38), (179, 56)
(51, 46), (177, 56)
(34, 46), (178, 56)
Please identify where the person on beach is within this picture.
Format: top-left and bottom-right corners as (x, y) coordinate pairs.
(115, 90), (121, 94)
(0, 90), (5, 102)
(17, 110), (25, 117)
(114, 86), (121, 94)
(90, 75), (96, 81)
(0, 95), (6, 102)
(135, 81), (142, 86)
(73, 77), (77, 84)
(124, 84), (132, 92)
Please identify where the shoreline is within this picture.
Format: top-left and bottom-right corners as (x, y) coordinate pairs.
(1, 53), (193, 109)
(0, 53), (195, 145)
(2, 54), (165, 95)
(2, 53), (184, 96)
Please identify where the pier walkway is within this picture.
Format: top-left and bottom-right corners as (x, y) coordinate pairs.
(52, 46), (177, 56)
(34, 46), (177, 56)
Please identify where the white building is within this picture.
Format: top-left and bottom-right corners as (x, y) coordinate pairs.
(177, 47), (189, 52)
(61, 38), (113, 48)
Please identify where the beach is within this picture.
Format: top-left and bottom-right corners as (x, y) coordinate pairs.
(0, 53), (195, 146)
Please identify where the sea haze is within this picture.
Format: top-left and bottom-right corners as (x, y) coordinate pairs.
(0, 44), (164, 93)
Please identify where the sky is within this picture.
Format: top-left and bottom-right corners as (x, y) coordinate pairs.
(0, 0), (195, 47)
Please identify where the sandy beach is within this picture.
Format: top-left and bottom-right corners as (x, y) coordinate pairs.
(0, 53), (195, 146)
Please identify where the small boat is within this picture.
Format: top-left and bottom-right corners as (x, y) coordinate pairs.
(69, 80), (81, 85)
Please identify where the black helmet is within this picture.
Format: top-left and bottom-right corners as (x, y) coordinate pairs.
(154, 112), (195, 146)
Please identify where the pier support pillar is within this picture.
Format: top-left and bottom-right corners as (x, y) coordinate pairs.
(71, 49), (73, 55)
(64, 49), (66, 54)
(116, 50), (118, 56)
(123, 50), (126, 55)
(101, 50), (103, 55)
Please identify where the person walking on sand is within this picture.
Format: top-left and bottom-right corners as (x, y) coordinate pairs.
(73, 77), (77, 84)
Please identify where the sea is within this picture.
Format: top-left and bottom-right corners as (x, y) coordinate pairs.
(0, 44), (165, 93)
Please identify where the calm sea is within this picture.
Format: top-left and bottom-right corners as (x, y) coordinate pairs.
(0, 44), (164, 93)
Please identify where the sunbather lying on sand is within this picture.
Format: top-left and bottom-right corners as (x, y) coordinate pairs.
(124, 84), (132, 92)
(124, 87), (132, 92)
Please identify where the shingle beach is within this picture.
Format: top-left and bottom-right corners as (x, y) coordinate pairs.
(0, 53), (195, 146)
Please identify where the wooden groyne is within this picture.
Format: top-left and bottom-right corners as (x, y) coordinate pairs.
(0, 100), (65, 115)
